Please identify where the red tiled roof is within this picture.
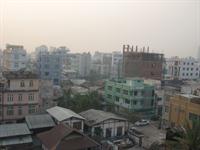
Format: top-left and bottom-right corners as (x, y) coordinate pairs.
(37, 123), (99, 150)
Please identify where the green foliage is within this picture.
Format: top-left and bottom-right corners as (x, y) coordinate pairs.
(179, 120), (200, 150)
(56, 89), (102, 113)
(163, 120), (200, 150)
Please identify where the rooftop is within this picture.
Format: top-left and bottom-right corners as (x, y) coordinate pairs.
(47, 106), (85, 122)
(25, 114), (55, 130)
(79, 109), (127, 126)
(178, 94), (200, 99)
(3, 70), (38, 79)
(37, 123), (100, 150)
(0, 123), (31, 138)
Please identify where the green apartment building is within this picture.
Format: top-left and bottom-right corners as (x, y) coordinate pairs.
(104, 79), (156, 118)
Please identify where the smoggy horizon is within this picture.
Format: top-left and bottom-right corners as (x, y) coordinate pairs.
(0, 0), (200, 58)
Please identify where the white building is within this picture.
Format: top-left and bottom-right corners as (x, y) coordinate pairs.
(92, 51), (112, 77)
(47, 106), (85, 132)
(80, 109), (128, 138)
(166, 56), (200, 80)
(111, 51), (123, 78)
(3, 44), (28, 71)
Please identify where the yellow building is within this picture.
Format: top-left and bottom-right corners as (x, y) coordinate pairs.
(169, 94), (200, 127)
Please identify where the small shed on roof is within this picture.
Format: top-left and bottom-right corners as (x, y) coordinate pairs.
(25, 114), (55, 130)
(79, 109), (127, 126)
(0, 123), (32, 147)
(47, 106), (85, 122)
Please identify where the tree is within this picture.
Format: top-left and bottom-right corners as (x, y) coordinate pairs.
(178, 120), (200, 150)
(163, 120), (200, 150)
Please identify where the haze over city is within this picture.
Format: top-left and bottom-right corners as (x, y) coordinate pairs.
(0, 0), (200, 57)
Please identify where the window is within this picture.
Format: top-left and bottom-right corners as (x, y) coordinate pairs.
(29, 80), (33, 87)
(107, 94), (112, 99)
(191, 68), (193, 71)
(187, 62), (189, 65)
(134, 91), (138, 96)
(0, 95), (1, 102)
(94, 127), (103, 136)
(191, 63), (194, 65)
(196, 73), (199, 76)
(29, 105), (36, 114)
(183, 67), (185, 70)
(133, 101), (137, 105)
(189, 113), (198, 121)
(44, 64), (49, 69)
(18, 106), (22, 115)
(182, 73), (185, 76)
(20, 80), (25, 87)
(196, 68), (199, 71)
(28, 94), (34, 101)
(106, 128), (112, 138)
(183, 62), (185, 65)
(14, 63), (19, 68)
(45, 72), (49, 76)
(7, 106), (14, 115)
(186, 73), (189, 76)
(190, 73), (193, 76)
(152, 90), (155, 97)
(123, 90), (128, 95)
(187, 68), (189, 71)
(115, 96), (119, 102)
(117, 126), (123, 136)
(73, 122), (82, 130)
(18, 94), (22, 101)
(165, 106), (169, 113)
(108, 86), (112, 91)
(7, 94), (13, 102)
(116, 88), (120, 93)
(125, 99), (130, 104)
(0, 107), (2, 116)
(151, 99), (154, 106)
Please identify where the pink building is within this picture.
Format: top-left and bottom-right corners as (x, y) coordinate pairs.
(0, 70), (39, 123)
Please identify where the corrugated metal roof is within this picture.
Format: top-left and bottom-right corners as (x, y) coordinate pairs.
(25, 114), (55, 130)
(47, 106), (85, 122)
(79, 109), (127, 126)
(0, 123), (31, 138)
(0, 135), (32, 146)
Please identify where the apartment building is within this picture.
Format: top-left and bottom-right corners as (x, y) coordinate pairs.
(92, 51), (112, 77)
(166, 56), (200, 80)
(104, 79), (156, 118)
(3, 44), (28, 71)
(168, 94), (200, 127)
(0, 70), (39, 123)
(122, 45), (164, 80)
(111, 51), (123, 78)
(78, 52), (92, 78)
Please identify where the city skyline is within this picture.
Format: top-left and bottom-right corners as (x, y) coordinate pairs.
(0, 0), (200, 58)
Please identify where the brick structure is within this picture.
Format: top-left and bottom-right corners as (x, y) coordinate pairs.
(122, 45), (164, 80)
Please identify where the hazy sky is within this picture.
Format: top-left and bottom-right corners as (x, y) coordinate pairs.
(0, 0), (200, 57)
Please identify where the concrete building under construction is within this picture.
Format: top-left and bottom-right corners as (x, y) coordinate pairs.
(122, 45), (164, 80)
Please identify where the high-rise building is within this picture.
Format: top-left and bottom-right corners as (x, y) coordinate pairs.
(35, 45), (68, 85)
(92, 51), (112, 77)
(78, 52), (91, 78)
(111, 51), (123, 78)
(3, 44), (28, 71)
(122, 45), (164, 80)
